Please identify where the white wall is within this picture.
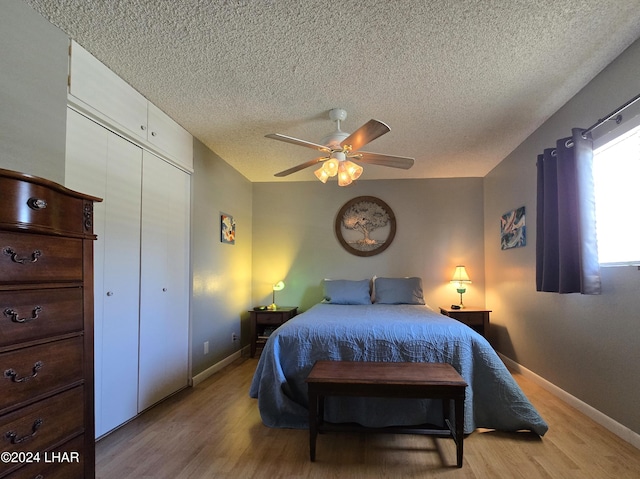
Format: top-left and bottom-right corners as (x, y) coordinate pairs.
(484, 38), (640, 435)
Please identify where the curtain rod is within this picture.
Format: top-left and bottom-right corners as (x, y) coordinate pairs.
(582, 92), (640, 138)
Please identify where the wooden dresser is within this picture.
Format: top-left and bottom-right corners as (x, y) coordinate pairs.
(0, 168), (100, 479)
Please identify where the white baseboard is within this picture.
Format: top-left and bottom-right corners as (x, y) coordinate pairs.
(191, 345), (250, 386)
(499, 353), (640, 450)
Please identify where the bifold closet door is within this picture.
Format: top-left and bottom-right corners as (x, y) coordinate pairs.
(138, 151), (190, 411)
(65, 109), (142, 438)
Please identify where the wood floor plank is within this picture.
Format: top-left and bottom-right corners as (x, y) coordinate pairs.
(96, 358), (640, 478)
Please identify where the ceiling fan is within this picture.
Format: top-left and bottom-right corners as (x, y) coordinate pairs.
(266, 108), (414, 186)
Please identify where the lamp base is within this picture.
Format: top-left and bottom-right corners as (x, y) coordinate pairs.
(456, 289), (466, 309)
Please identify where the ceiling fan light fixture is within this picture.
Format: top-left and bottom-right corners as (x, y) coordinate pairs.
(314, 166), (329, 183)
(268, 108), (414, 182)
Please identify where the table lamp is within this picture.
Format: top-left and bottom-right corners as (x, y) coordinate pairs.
(270, 281), (285, 310)
(450, 266), (471, 309)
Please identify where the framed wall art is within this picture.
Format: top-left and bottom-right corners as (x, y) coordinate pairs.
(335, 196), (396, 257)
(221, 213), (236, 244)
(500, 206), (526, 250)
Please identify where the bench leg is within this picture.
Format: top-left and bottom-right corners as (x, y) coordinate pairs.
(308, 389), (318, 461)
(454, 396), (464, 468)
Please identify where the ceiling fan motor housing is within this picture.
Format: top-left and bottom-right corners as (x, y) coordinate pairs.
(321, 131), (349, 149)
(322, 108), (349, 148)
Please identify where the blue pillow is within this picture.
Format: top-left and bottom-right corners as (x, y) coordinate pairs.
(373, 277), (425, 305)
(322, 279), (372, 305)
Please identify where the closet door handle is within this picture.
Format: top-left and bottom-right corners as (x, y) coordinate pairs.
(4, 361), (44, 383)
(3, 247), (42, 264)
(3, 306), (42, 323)
(5, 418), (43, 444)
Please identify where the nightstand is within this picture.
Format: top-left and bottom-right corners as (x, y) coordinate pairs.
(249, 307), (298, 357)
(439, 307), (491, 339)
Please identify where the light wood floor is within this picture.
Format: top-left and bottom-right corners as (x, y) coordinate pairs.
(96, 358), (640, 478)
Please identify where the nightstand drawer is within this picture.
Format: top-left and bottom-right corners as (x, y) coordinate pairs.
(448, 312), (484, 326)
(256, 313), (287, 325)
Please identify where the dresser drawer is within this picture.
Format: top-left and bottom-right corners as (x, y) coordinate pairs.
(2, 434), (85, 479)
(0, 288), (83, 347)
(0, 176), (86, 236)
(0, 386), (84, 476)
(0, 233), (83, 284)
(0, 337), (83, 412)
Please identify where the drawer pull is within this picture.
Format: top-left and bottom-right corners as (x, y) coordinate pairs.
(4, 306), (42, 323)
(4, 361), (44, 383)
(3, 247), (42, 264)
(27, 197), (48, 210)
(5, 418), (43, 444)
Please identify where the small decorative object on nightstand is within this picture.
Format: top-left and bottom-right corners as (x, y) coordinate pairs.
(249, 306), (298, 357)
(440, 306), (491, 339)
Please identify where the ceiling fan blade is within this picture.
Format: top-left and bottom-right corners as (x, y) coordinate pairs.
(265, 133), (331, 153)
(351, 151), (415, 169)
(340, 119), (390, 152)
(274, 157), (327, 177)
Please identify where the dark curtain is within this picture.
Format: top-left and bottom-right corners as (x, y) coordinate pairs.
(536, 128), (601, 294)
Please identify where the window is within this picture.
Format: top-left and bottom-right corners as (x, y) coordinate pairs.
(592, 117), (640, 265)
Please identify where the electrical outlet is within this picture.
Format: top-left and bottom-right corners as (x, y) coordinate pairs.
(204, 341), (209, 355)
(231, 333), (239, 342)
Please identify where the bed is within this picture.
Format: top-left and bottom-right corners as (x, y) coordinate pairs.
(249, 277), (548, 436)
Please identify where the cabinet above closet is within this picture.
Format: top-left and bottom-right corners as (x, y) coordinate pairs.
(68, 41), (193, 172)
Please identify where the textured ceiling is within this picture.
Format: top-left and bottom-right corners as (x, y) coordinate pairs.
(22, 0), (640, 182)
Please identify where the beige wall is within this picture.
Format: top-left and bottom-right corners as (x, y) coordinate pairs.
(252, 178), (485, 312)
(0, 1), (68, 182)
(191, 140), (253, 374)
(484, 38), (640, 435)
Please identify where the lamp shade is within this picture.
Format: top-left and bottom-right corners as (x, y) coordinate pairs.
(314, 166), (329, 183)
(272, 281), (285, 292)
(450, 266), (471, 283)
(322, 158), (339, 177)
(337, 162), (353, 186)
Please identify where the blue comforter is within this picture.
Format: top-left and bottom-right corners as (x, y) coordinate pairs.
(249, 303), (548, 436)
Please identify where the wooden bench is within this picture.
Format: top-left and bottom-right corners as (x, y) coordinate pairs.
(306, 361), (467, 467)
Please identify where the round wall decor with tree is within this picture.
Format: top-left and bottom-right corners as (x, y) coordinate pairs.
(335, 196), (396, 256)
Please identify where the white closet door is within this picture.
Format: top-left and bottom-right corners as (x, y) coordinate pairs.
(138, 151), (190, 411)
(65, 109), (142, 437)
